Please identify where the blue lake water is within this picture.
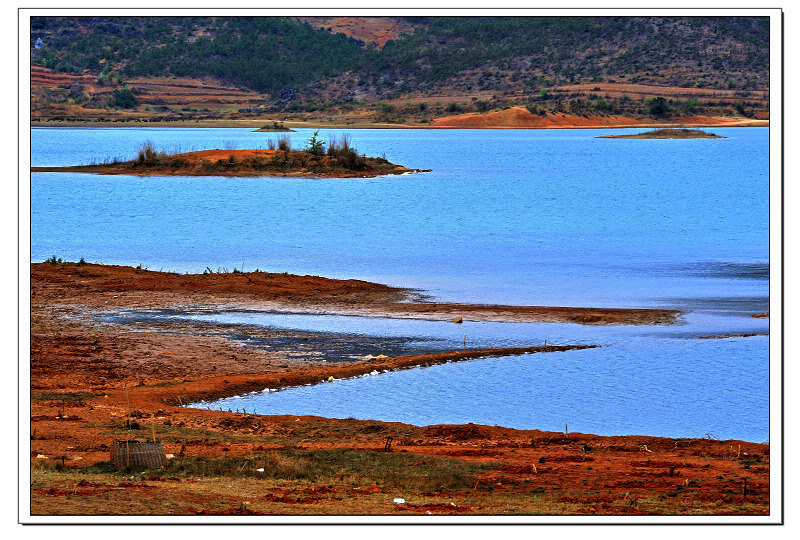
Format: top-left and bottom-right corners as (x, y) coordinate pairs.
(30, 126), (770, 440)
(117, 306), (768, 442)
(202, 334), (768, 443)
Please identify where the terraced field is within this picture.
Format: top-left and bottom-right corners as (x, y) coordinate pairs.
(31, 65), (268, 121)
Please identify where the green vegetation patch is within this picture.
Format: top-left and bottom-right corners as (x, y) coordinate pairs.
(81, 448), (497, 493)
(94, 420), (253, 445)
(31, 17), (364, 96)
(31, 391), (100, 402)
(43, 256), (87, 266)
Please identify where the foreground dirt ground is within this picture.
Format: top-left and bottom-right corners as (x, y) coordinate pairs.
(28, 263), (769, 517)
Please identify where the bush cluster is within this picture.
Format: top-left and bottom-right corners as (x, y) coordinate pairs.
(108, 86), (138, 109)
(136, 140), (162, 163)
(326, 133), (365, 170)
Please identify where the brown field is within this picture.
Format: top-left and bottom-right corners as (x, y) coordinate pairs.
(127, 79), (265, 108)
(30, 65), (268, 123)
(28, 263), (769, 517)
(32, 65), (267, 108)
(31, 65), (98, 88)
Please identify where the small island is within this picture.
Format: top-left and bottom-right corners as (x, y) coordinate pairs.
(31, 133), (430, 178)
(252, 122), (295, 132)
(598, 128), (726, 139)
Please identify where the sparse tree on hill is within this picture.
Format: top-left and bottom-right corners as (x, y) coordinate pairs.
(647, 96), (669, 116)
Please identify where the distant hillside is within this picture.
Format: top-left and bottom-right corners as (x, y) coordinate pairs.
(29, 15), (770, 123)
(356, 17), (769, 96)
(30, 16), (365, 96)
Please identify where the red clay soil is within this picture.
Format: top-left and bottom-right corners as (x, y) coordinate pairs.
(30, 262), (406, 341)
(28, 263), (768, 516)
(172, 149), (279, 163)
(432, 107), (769, 129)
(31, 263), (681, 325)
(297, 16), (421, 47)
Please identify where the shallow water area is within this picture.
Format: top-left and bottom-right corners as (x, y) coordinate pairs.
(101, 297), (768, 350)
(102, 303), (769, 441)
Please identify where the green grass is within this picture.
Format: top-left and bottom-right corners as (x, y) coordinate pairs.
(92, 417), (373, 448)
(92, 420), (254, 445)
(738, 455), (764, 469)
(79, 448), (497, 493)
(31, 391), (99, 402)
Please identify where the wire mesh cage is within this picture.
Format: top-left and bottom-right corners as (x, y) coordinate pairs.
(110, 439), (167, 469)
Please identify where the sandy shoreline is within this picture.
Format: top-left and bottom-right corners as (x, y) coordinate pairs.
(28, 263), (769, 515)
